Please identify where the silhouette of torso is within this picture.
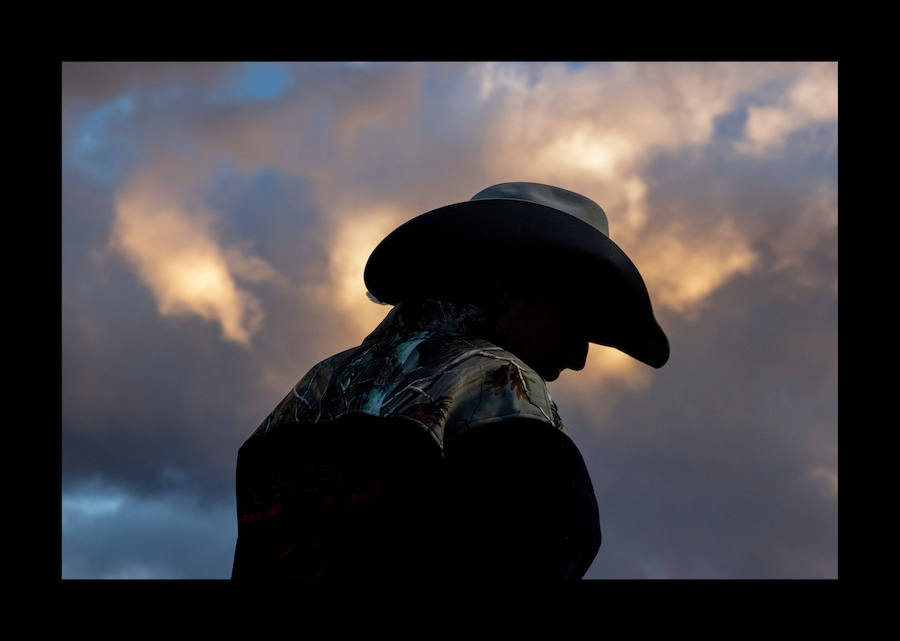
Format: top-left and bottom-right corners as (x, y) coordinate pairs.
(232, 299), (601, 580)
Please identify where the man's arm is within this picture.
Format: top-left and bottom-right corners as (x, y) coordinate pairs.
(440, 417), (602, 581)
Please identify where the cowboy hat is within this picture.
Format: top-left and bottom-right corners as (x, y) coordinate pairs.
(363, 182), (669, 368)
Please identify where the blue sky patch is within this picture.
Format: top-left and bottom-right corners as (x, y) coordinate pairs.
(218, 62), (293, 101)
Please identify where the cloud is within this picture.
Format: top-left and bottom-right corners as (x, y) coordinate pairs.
(109, 170), (286, 346)
(472, 62), (810, 270)
(62, 62), (238, 139)
(808, 465), (838, 500)
(555, 345), (654, 421)
(478, 62), (804, 175)
(576, 261), (837, 578)
(460, 62), (823, 389)
(62, 478), (235, 579)
(325, 204), (407, 337)
(634, 218), (760, 317)
(767, 181), (838, 293)
(62, 62), (236, 103)
(222, 245), (292, 287)
(737, 63), (838, 157)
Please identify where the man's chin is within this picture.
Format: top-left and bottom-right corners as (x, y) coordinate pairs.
(541, 367), (562, 382)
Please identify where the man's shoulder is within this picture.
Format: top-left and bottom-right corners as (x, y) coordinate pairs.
(372, 332), (567, 445)
(429, 336), (565, 444)
(245, 332), (566, 448)
(248, 345), (365, 438)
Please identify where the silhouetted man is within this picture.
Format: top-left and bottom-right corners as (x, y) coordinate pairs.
(232, 182), (669, 581)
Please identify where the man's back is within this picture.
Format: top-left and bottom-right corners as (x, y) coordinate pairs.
(232, 298), (602, 580)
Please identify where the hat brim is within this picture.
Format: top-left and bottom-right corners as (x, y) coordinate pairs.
(364, 198), (669, 368)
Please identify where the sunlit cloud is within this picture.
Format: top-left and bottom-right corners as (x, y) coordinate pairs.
(483, 61), (802, 179)
(552, 345), (656, 431)
(634, 219), (759, 317)
(578, 343), (652, 388)
(538, 126), (638, 180)
(110, 172), (284, 346)
(324, 205), (405, 338)
(473, 61), (812, 323)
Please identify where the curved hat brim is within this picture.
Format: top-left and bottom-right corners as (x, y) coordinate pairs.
(364, 198), (669, 368)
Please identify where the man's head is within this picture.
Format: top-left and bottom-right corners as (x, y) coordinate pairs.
(365, 182), (668, 369)
(454, 268), (593, 382)
(489, 290), (590, 382)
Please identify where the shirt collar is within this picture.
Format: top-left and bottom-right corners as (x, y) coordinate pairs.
(361, 298), (496, 347)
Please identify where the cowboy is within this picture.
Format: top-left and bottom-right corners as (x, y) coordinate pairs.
(231, 182), (669, 581)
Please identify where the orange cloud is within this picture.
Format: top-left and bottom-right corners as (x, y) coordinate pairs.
(110, 173), (284, 346)
(320, 204), (406, 339)
(571, 343), (652, 388)
(634, 219), (759, 317)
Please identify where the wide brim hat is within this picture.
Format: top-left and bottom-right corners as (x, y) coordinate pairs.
(364, 182), (669, 368)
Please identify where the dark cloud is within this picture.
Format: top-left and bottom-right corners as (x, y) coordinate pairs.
(569, 262), (836, 578)
(62, 479), (235, 579)
(61, 161), (358, 504)
(62, 62), (239, 140)
(62, 62), (236, 104)
(204, 166), (327, 284)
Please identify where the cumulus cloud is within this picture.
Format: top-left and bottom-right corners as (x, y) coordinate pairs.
(634, 218), (760, 317)
(472, 62), (806, 270)
(110, 170), (285, 346)
(737, 63), (838, 157)
(478, 62), (802, 174)
(454, 61), (813, 390)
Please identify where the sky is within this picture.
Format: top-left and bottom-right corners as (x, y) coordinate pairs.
(61, 61), (838, 579)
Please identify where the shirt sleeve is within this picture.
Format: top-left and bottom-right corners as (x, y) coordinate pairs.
(440, 416), (602, 581)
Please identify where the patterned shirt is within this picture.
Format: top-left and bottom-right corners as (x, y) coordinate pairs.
(252, 297), (568, 452)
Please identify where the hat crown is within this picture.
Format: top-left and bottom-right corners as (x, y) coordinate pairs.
(470, 182), (610, 238)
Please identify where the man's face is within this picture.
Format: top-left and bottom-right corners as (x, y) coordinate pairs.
(493, 291), (590, 382)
